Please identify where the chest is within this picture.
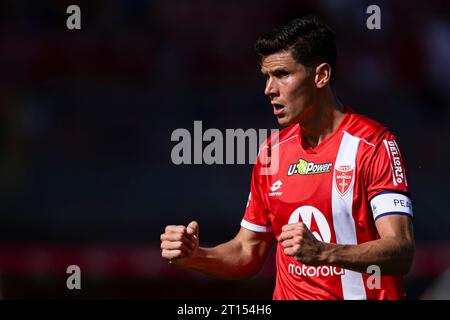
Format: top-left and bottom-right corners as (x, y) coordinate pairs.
(262, 136), (366, 240)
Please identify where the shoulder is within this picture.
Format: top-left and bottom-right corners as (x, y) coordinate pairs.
(344, 109), (398, 148)
(344, 109), (408, 181)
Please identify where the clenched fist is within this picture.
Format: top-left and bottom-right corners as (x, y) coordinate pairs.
(160, 221), (199, 267)
(278, 222), (326, 265)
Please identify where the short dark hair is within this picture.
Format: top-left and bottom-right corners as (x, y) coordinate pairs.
(255, 15), (336, 85)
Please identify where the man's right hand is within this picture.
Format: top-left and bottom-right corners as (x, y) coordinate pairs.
(160, 221), (199, 267)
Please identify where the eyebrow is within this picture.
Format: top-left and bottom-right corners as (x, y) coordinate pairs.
(260, 67), (288, 75)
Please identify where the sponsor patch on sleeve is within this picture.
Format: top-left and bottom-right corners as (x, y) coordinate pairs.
(370, 192), (413, 221)
(383, 140), (408, 187)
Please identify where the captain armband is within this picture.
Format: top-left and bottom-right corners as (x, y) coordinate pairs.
(370, 192), (413, 221)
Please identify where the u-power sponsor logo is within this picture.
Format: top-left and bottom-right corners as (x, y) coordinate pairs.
(287, 159), (333, 176)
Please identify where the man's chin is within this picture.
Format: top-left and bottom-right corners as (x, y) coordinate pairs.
(276, 116), (293, 127)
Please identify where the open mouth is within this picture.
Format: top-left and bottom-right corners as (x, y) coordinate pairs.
(272, 103), (286, 116)
(272, 103), (285, 110)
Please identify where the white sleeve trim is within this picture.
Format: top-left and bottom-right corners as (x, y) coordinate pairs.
(241, 219), (273, 233)
(370, 192), (413, 220)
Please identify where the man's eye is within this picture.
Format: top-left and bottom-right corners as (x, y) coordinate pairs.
(275, 71), (288, 78)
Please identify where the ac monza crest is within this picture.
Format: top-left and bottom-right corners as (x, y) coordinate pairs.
(334, 165), (355, 197)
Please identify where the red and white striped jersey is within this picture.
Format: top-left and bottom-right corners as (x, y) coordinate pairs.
(241, 108), (413, 300)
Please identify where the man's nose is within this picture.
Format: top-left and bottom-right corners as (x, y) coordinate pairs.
(264, 78), (279, 98)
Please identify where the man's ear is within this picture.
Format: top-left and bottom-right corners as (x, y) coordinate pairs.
(314, 63), (332, 88)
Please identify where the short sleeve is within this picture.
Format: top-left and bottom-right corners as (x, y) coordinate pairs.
(364, 132), (413, 221)
(241, 149), (273, 233)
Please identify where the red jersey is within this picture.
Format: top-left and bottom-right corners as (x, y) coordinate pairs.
(241, 108), (413, 300)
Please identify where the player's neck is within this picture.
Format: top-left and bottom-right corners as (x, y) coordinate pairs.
(299, 92), (345, 148)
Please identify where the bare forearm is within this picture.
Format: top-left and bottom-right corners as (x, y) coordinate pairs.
(189, 240), (264, 279)
(321, 237), (415, 275)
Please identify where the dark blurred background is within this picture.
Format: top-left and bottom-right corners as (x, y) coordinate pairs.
(0, 0), (449, 299)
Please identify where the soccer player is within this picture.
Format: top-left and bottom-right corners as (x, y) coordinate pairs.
(160, 15), (415, 300)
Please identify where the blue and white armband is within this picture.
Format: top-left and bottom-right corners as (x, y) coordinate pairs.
(370, 192), (413, 221)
